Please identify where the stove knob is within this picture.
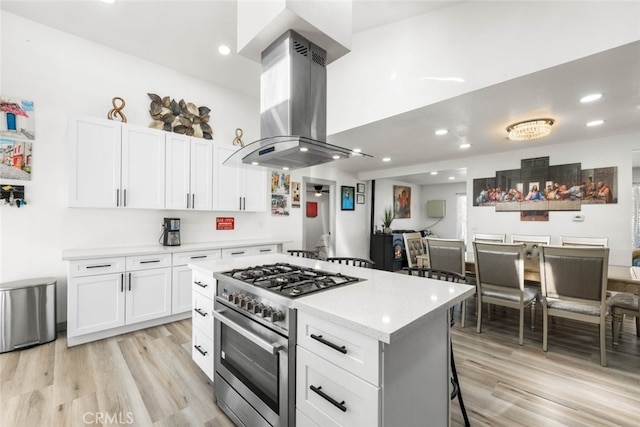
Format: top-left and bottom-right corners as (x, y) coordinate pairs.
(239, 297), (248, 308)
(271, 310), (285, 322)
(233, 294), (243, 305)
(252, 304), (264, 314)
(227, 292), (235, 302)
(261, 306), (272, 318)
(246, 300), (255, 311)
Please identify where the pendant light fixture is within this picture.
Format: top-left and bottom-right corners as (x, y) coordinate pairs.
(506, 118), (555, 141)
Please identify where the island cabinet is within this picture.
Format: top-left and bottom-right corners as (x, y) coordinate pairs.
(69, 115), (165, 209)
(296, 310), (450, 427)
(212, 142), (267, 212)
(191, 269), (216, 380)
(171, 250), (220, 314)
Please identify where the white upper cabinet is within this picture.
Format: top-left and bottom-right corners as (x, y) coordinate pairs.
(69, 116), (121, 208)
(212, 142), (267, 212)
(165, 134), (213, 210)
(69, 116), (165, 209)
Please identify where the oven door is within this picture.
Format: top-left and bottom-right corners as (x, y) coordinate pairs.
(213, 303), (289, 427)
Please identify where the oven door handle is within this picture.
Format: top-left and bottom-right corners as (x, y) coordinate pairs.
(213, 310), (284, 355)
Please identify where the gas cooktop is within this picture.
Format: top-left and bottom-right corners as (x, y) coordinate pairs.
(221, 263), (362, 298)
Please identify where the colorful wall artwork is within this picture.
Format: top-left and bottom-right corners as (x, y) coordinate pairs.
(0, 138), (32, 180)
(0, 97), (35, 140)
(473, 156), (617, 221)
(393, 185), (411, 218)
(271, 171), (290, 215)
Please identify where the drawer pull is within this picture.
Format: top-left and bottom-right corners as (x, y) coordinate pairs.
(194, 308), (208, 317)
(310, 334), (347, 354)
(86, 264), (112, 269)
(194, 281), (208, 288)
(140, 259), (161, 264)
(310, 385), (347, 413)
(259, 249), (272, 253)
(194, 345), (208, 356)
(230, 251), (245, 255)
(190, 255), (207, 259)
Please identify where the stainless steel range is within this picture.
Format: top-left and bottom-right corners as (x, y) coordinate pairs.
(212, 263), (362, 427)
(214, 263), (361, 427)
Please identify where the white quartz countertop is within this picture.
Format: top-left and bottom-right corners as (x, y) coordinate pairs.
(62, 239), (290, 260)
(189, 254), (475, 344)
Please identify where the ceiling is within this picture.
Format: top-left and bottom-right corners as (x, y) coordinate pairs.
(2, 1), (639, 185)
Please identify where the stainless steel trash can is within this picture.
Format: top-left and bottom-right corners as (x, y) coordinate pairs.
(0, 277), (56, 353)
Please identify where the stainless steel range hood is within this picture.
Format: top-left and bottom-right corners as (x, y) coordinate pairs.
(224, 30), (369, 170)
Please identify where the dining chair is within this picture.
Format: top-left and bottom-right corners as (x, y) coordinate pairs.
(403, 232), (426, 268)
(404, 267), (470, 427)
(473, 242), (538, 345)
(326, 257), (375, 268)
(559, 236), (608, 247)
(609, 292), (640, 347)
(539, 245), (609, 366)
(425, 238), (471, 327)
(472, 233), (506, 243)
(287, 249), (319, 259)
(511, 234), (550, 285)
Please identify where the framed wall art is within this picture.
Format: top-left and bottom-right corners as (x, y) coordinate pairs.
(341, 186), (355, 211)
(393, 185), (411, 218)
(357, 183), (365, 193)
(356, 194), (365, 204)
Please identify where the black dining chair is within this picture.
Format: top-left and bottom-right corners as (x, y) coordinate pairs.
(404, 267), (471, 427)
(326, 257), (375, 268)
(287, 249), (319, 259)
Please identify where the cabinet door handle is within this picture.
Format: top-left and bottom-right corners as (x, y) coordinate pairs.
(243, 197), (246, 210)
(194, 308), (208, 317)
(194, 281), (208, 288)
(310, 334), (347, 354)
(116, 189), (120, 207)
(86, 264), (111, 269)
(190, 255), (207, 259)
(194, 345), (208, 356)
(121, 273), (124, 292)
(230, 251), (245, 256)
(310, 385), (347, 412)
(239, 197), (242, 210)
(186, 193), (190, 209)
(123, 189), (127, 207)
(128, 272), (132, 291)
(140, 259), (161, 264)
(192, 194), (195, 209)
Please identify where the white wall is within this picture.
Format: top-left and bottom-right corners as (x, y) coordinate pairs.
(328, 1), (640, 134)
(0, 12), (366, 323)
(420, 182), (466, 239)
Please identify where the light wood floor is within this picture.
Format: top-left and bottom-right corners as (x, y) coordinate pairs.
(1, 308), (638, 427)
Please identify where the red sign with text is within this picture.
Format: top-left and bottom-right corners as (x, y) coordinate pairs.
(216, 217), (235, 230)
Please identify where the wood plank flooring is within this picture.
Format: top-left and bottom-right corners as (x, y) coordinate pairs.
(0, 307), (638, 426)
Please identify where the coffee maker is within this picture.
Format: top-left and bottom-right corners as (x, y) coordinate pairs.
(162, 218), (181, 246)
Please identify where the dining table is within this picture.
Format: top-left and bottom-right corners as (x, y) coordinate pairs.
(416, 253), (640, 294)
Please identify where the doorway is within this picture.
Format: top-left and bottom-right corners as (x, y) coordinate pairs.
(302, 177), (336, 257)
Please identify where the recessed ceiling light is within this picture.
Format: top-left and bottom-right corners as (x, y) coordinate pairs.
(352, 148), (362, 153)
(435, 129), (448, 136)
(460, 143), (471, 149)
(299, 147), (309, 152)
(282, 167), (289, 170)
(580, 93), (603, 103)
(586, 119), (604, 127)
(332, 155), (341, 160)
(382, 157), (391, 162)
(251, 161), (259, 166)
(430, 171), (438, 175)
(218, 45), (231, 55)
(448, 176), (455, 180)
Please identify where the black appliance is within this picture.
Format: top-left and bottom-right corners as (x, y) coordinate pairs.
(161, 217), (180, 246)
(213, 262), (363, 427)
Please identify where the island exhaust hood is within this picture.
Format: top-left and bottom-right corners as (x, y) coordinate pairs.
(224, 30), (369, 170)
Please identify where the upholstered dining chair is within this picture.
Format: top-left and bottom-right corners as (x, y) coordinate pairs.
(559, 236), (608, 247)
(511, 234), (551, 286)
(472, 233), (506, 243)
(326, 257), (375, 268)
(609, 292), (640, 347)
(287, 249), (319, 259)
(403, 232), (425, 268)
(426, 238), (470, 327)
(539, 245), (610, 366)
(404, 267), (470, 427)
(473, 242), (538, 345)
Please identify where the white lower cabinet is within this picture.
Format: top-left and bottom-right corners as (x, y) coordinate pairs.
(172, 250), (220, 314)
(125, 268), (172, 325)
(68, 272), (126, 336)
(296, 310), (450, 427)
(191, 270), (216, 381)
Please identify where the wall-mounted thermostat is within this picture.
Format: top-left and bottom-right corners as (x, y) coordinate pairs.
(572, 214), (585, 222)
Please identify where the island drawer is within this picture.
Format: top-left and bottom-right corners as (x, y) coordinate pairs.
(173, 250), (220, 266)
(192, 292), (214, 339)
(192, 271), (216, 300)
(296, 346), (379, 427)
(126, 253), (171, 271)
(192, 328), (214, 381)
(69, 257), (125, 277)
(297, 311), (380, 385)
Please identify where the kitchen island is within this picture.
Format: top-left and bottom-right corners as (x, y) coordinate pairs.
(190, 254), (475, 427)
